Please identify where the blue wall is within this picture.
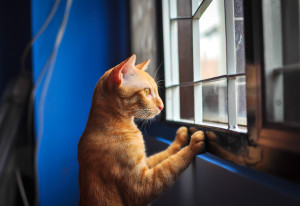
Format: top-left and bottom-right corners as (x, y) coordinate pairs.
(31, 0), (129, 205)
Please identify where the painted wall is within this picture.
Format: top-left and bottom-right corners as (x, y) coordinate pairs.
(31, 0), (129, 205)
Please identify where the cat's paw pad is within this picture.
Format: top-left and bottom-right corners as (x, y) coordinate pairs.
(175, 126), (188, 145)
(190, 131), (205, 153)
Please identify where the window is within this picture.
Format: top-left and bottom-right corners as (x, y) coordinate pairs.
(162, 0), (247, 133)
(158, 0), (300, 183)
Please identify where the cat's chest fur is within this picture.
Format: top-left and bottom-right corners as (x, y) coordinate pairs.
(79, 127), (146, 166)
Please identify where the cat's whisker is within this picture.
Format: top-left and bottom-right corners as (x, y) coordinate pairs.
(156, 79), (164, 83)
(153, 62), (163, 82)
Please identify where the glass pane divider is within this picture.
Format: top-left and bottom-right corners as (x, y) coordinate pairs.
(165, 73), (246, 88)
(224, 0), (236, 75)
(192, 0), (213, 19)
(169, 0), (178, 19)
(192, 13), (202, 123)
(170, 20), (180, 85)
(165, 88), (173, 120)
(162, 0), (172, 87)
(192, 18), (201, 82)
(173, 86), (180, 121)
(225, 0), (238, 129)
(227, 78), (238, 129)
(194, 84), (203, 124)
(170, 17), (193, 20)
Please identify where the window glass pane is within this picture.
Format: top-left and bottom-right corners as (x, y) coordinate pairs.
(202, 79), (228, 124)
(235, 20), (245, 74)
(180, 85), (194, 121)
(177, 0), (191, 17)
(178, 19), (194, 83)
(200, 0), (226, 79)
(237, 76), (247, 126)
(234, 0), (244, 17)
(263, 0), (300, 127)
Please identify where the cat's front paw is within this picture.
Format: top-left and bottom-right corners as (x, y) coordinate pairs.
(189, 131), (205, 154)
(174, 126), (189, 146)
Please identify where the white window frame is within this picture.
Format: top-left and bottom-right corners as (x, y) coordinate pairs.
(162, 0), (247, 133)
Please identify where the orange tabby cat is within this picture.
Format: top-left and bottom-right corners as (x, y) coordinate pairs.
(78, 54), (205, 206)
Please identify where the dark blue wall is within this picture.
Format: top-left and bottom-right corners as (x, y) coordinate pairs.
(31, 0), (129, 205)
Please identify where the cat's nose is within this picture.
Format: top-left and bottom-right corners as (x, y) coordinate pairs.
(158, 104), (164, 111)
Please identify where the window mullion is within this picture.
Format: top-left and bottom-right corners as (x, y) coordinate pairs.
(193, 15), (202, 124)
(225, 0), (238, 129)
(224, 0), (236, 74)
(162, 0), (172, 87)
(227, 79), (238, 129)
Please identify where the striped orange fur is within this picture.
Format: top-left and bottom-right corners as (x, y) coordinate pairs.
(78, 54), (205, 206)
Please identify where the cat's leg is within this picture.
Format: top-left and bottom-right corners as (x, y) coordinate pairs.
(127, 131), (205, 205)
(147, 127), (189, 168)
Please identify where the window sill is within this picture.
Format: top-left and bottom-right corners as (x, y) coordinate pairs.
(141, 120), (300, 184)
(145, 135), (300, 200)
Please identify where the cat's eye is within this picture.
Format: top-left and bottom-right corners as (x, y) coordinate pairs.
(144, 88), (151, 96)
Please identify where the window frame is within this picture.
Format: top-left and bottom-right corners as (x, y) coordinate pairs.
(245, 0), (300, 154)
(160, 0), (257, 167)
(162, 0), (247, 133)
(155, 0), (300, 183)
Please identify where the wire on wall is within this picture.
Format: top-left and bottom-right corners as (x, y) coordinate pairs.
(20, 0), (73, 205)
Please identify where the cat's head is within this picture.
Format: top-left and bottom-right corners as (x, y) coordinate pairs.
(100, 54), (163, 119)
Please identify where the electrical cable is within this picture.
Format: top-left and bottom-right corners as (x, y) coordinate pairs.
(26, 0), (62, 149)
(16, 1), (63, 205)
(33, 0), (73, 205)
(16, 168), (30, 206)
(20, 0), (61, 73)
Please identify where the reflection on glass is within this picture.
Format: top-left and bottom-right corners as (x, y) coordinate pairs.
(202, 79), (228, 124)
(237, 77), (247, 126)
(234, 0), (244, 17)
(235, 20), (245, 73)
(263, 0), (300, 127)
(200, 0), (226, 79)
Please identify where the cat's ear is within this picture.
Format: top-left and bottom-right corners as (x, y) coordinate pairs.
(108, 54), (136, 87)
(136, 59), (150, 71)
